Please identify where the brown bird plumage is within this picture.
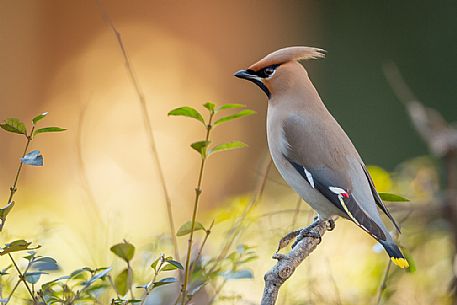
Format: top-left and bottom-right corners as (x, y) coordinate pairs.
(235, 46), (409, 268)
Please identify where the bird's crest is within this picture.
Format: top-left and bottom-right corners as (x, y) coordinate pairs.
(248, 46), (326, 71)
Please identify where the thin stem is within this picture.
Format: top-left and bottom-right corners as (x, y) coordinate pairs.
(107, 275), (120, 299)
(207, 279), (227, 305)
(8, 253), (36, 304)
(189, 220), (214, 277)
(376, 260), (392, 305)
(1, 126), (34, 231)
(180, 112), (214, 305)
(4, 279), (21, 304)
(140, 256), (164, 305)
(127, 263), (135, 300)
(95, 0), (179, 261)
(7, 132), (32, 204)
(375, 211), (412, 305)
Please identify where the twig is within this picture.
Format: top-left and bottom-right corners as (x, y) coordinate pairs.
(0, 126), (34, 231)
(76, 104), (110, 266)
(4, 279), (21, 304)
(140, 255), (165, 305)
(207, 279), (227, 305)
(107, 275), (120, 299)
(180, 112), (215, 305)
(375, 260), (392, 305)
(189, 220), (215, 276)
(7, 254), (36, 304)
(374, 210), (412, 304)
(383, 62), (457, 156)
(95, 0), (179, 260)
(260, 219), (333, 305)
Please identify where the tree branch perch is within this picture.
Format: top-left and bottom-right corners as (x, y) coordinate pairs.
(261, 219), (333, 305)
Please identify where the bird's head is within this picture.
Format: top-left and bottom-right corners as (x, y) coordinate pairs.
(234, 46), (326, 99)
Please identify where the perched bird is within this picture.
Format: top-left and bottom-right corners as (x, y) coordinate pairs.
(234, 46), (409, 268)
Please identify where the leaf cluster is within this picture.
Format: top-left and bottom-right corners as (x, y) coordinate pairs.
(168, 102), (255, 158)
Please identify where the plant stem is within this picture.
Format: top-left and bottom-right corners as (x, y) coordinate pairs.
(7, 253), (36, 304)
(0, 126), (34, 232)
(180, 112), (214, 305)
(140, 256), (164, 305)
(127, 262), (135, 300)
(376, 260), (392, 305)
(207, 279), (227, 305)
(95, 0), (180, 261)
(4, 279), (21, 304)
(189, 220), (214, 276)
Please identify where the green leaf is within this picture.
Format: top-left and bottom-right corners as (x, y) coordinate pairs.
(0, 201), (15, 220)
(110, 240), (135, 262)
(222, 269), (254, 280)
(0, 118), (27, 135)
(191, 141), (210, 158)
(216, 104), (246, 111)
(378, 193), (409, 202)
(189, 282), (206, 297)
(0, 240), (40, 256)
(0, 265), (12, 276)
(161, 260), (184, 271)
(240, 255), (258, 264)
(21, 150), (43, 166)
(32, 112), (48, 125)
(31, 256), (59, 271)
(176, 221), (205, 236)
(69, 267), (92, 280)
(213, 109), (255, 126)
(150, 256), (162, 271)
(84, 267), (112, 287)
(25, 271), (47, 284)
(203, 102), (215, 112)
(33, 127), (66, 137)
(168, 107), (205, 125)
(208, 141), (247, 155)
(153, 277), (176, 287)
(114, 268), (129, 296)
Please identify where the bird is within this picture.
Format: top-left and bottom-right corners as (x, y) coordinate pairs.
(234, 46), (409, 268)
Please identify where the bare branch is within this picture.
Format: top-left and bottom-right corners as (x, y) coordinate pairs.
(94, 0), (179, 260)
(383, 62), (457, 156)
(261, 219), (333, 305)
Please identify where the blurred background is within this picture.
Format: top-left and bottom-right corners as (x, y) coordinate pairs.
(1, 1), (456, 304)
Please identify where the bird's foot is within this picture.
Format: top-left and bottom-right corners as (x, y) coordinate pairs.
(276, 229), (301, 252)
(326, 218), (336, 231)
(277, 218), (322, 252)
(291, 226), (321, 249)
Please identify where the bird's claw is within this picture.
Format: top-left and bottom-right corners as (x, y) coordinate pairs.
(291, 228), (321, 248)
(276, 229), (301, 252)
(326, 219), (336, 231)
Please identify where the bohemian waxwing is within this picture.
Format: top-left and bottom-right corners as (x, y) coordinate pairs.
(234, 46), (409, 268)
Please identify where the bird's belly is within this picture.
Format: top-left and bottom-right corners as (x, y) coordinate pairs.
(268, 145), (344, 220)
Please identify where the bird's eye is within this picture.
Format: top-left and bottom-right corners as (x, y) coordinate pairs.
(263, 66), (275, 77)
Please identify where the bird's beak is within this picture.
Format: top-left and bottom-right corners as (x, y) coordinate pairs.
(234, 69), (271, 99)
(234, 69), (258, 81)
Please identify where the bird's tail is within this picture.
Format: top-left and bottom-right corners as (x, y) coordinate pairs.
(380, 240), (409, 269)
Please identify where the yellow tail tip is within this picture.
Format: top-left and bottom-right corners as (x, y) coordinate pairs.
(391, 257), (409, 269)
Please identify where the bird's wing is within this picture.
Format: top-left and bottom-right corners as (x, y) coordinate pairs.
(361, 164), (401, 233)
(282, 115), (389, 241)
